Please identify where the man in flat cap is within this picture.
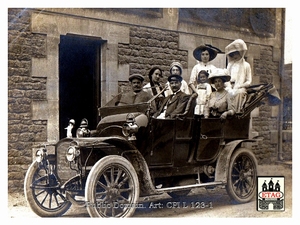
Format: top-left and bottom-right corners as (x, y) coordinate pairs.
(154, 74), (190, 119)
(118, 74), (153, 106)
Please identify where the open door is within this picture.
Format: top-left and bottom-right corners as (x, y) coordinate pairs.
(59, 34), (104, 139)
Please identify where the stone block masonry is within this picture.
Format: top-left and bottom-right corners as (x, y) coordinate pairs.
(8, 8), (47, 192)
(252, 45), (282, 163)
(118, 26), (188, 83)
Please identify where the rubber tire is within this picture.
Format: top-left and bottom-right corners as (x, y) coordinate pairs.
(24, 157), (71, 217)
(226, 148), (258, 203)
(85, 155), (140, 218)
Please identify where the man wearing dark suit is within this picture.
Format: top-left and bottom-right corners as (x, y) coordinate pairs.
(154, 74), (190, 119)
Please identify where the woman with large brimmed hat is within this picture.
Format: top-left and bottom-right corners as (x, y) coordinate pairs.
(204, 68), (235, 120)
(207, 68), (231, 84)
(189, 44), (222, 96)
(193, 44), (221, 62)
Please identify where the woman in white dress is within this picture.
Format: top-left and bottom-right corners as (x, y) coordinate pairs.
(224, 39), (252, 114)
(189, 44), (221, 95)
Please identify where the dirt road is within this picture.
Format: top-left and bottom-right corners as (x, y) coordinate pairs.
(8, 164), (292, 218)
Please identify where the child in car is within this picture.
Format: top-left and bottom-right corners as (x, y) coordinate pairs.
(194, 70), (212, 116)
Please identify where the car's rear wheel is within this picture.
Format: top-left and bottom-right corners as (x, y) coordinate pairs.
(226, 148), (257, 203)
(85, 155), (140, 218)
(24, 155), (71, 217)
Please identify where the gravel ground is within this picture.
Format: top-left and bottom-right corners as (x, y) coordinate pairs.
(8, 164), (294, 220)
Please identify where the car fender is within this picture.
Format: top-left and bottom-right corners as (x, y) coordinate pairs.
(57, 136), (136, 151)
(214, 139), (256, 183)
(122, 150), (161, 197)
(68, 137), (159, 197)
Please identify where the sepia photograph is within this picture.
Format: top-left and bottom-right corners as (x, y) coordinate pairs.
(6, 1), (295, 222)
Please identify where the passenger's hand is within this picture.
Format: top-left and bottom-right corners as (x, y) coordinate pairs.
(234, 84), (240, 89)
(192, 93), (198, 98)
(228, 88), (236, 96)
(220, 112), (228, 120)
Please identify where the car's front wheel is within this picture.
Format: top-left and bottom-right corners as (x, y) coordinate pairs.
(85, 155), (140, 217)
(226, 147), (257, 203)
(24, 155), (71, 217)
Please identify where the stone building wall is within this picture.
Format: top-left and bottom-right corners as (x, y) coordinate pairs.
(8, 9), (48, 192)
(7, 8), (286, 193)
(281, 63), (292, 161)
(119, 26), (188, 82)
(251, 46), (280, 163)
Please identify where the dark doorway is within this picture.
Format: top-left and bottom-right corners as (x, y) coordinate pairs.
(59, 34), (104, 139)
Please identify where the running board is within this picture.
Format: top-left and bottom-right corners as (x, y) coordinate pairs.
(158, 181), (225, 193)
(66, 192), (86, 208)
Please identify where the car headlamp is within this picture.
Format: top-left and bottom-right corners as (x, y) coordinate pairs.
(76, 118), (90, 138)
(66, 146), (80, 162)
(122, 123), (139, 137)
(122, 113), (148, 140)
(122, 113), (139, 140)
(35, 148), (46, 163)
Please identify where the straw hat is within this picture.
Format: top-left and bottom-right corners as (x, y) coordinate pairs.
(193, 44), (222, 61)
(208, 68), (231, 83)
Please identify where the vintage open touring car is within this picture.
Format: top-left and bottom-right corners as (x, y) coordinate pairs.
(24, 82), (280, 217)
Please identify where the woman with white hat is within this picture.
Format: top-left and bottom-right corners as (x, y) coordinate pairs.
(225, 39), (252, 114)
(204, 68), (235, 120)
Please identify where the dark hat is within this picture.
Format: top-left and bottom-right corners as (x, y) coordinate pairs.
(207, 68), (231, 83)
(129, 74), (144, 82)
(193, 44), (222, 61)
(168, 74), (183, 82)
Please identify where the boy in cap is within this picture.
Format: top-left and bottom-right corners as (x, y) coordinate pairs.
(154, 74), (190, 119)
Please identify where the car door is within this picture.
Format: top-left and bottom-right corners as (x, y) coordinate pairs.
(148, 118), (175, 166)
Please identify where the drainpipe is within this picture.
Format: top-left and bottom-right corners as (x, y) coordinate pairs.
(277, 8), (285, 161)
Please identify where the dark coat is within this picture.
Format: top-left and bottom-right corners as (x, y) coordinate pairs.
(118, 90), (152, 106)
(154, 91), (190, 118)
